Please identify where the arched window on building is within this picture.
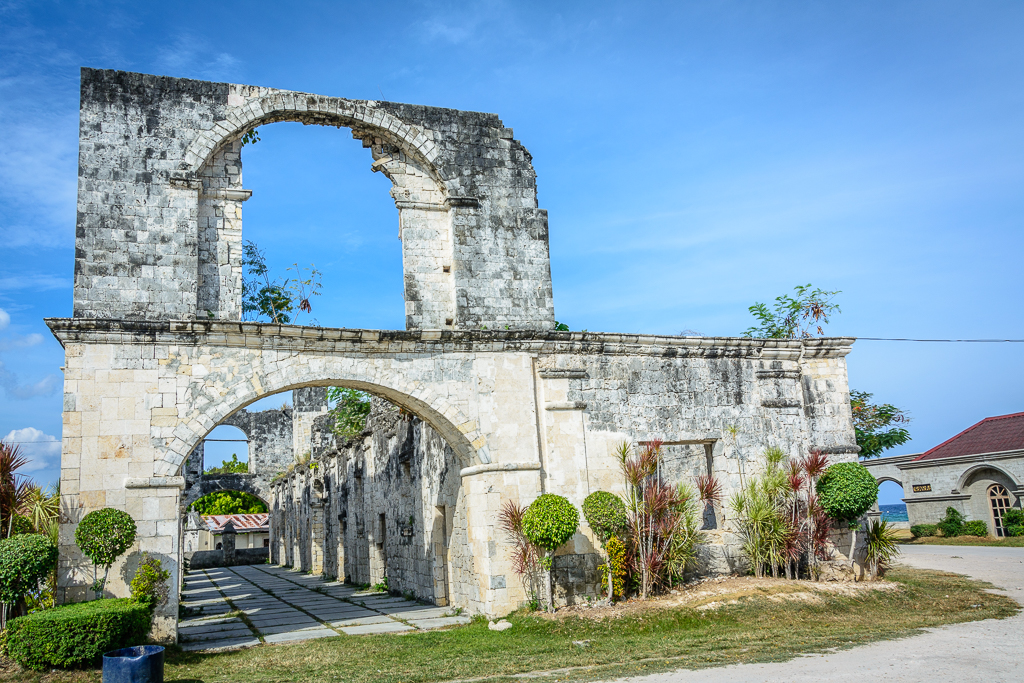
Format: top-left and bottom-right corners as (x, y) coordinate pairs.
(989, 484), (1012, 537)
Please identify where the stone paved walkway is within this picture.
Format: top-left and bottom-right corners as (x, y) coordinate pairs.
(178, 564), (470, 651)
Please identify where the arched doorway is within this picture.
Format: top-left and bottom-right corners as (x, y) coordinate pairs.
(989, 484), (1012, 537)
(877, 479), (907, 524)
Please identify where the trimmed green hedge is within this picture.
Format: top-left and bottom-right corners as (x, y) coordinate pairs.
(5, 598), (151, 670)
(911, 524), (938, 538)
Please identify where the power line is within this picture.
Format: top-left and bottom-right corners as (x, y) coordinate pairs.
(856, 337), (1024, 343)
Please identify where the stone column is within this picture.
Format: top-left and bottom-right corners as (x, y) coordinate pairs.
(221, 520), (237, 566)
(310, 500), (325, 575)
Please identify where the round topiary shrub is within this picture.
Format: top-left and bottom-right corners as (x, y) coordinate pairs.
(581, 491), (627, 544)
(522, 494), (579, 555)
(0, 534), (59, 608)
(815, 461), (878, 522)
(75, 508), (137, 594)
(521, 494), (579, 612)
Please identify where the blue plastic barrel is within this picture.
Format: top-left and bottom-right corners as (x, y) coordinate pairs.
(102, 645), (165, 683)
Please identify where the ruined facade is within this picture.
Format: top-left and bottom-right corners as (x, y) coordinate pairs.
(51, 68), (859, 641)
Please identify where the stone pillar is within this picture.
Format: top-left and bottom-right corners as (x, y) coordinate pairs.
(310, 500), (325, 575)
(221, 520), (237, 565)
(293, 388), (328, 462)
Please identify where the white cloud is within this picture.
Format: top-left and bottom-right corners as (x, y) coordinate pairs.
(3, 427), (60, 473)
(0, 308), (8, 331)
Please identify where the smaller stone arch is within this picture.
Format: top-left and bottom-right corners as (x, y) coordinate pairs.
(954, 463), (1021, 494)
(875, 475), (903, 488)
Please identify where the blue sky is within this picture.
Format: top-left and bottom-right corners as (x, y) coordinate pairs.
(1, 1), (1022, 502)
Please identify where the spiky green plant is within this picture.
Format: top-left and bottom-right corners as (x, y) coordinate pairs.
(864, 519), (901, 579)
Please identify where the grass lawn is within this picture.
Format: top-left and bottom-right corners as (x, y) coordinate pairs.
(901, 535), (1024, 548)
(2, 567), (1016, 683)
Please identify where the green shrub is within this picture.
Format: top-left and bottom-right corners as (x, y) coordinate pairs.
(75, 508), (136, 593)
(522, 494), (579, 557)
(129, 553), (171, 608)
(961, 520), (988, 537)
(581, 491), (627, 544)
(937, 507), (965, 537)
(910, 524), (938, 538)
(815, 462), (878, 522)
(6, 598), (150, 670)
(1003, 508), (1024, 535)
(0, 534), (58, 606)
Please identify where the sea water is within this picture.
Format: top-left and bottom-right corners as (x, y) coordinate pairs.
(879, 503), (909, 522)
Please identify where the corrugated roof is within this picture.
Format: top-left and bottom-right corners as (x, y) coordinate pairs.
(913, 412), (1024, 461)
(202, 513), (270, 533)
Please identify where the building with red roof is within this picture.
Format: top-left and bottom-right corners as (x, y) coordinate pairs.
(862, 412), (1024, 536)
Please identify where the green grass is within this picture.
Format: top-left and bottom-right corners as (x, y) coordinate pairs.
(902, 535), (1024, 547)
(2, 567), (1016, 683)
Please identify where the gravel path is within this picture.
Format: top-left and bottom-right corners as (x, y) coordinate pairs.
(178, 564), (469, 651)
(614, 545), (1024, 683)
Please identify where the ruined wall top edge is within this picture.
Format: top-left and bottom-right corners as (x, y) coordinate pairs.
(73, 68), (553, 327)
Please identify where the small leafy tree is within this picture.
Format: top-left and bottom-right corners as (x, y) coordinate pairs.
(241, 240), (322, 325)
(129, 553), (171, 609)
(581, 491), (627, 602)
(0, 534), (58, 626)
(190, 491), (267, 515)
(851, 391), (911, 458)
(327, 387), (372, 438)
(816, 462), (878, 571)
(204, 453), (249, 474)
(521, 494), (579, 612)
(743, 284), (841, 338)
(74, 508), (137, 598)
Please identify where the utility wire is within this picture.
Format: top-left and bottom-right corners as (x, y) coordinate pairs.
(856, 337), (1024, 343)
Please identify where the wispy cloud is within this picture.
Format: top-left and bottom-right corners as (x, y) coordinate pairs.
(154, 34), (241, 82)
(0, 361), (59, 400)
(2, 426), (60, 473)
(0, 274), (72, 291)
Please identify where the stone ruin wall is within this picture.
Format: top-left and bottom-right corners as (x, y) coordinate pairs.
(270, 398), (609, 611)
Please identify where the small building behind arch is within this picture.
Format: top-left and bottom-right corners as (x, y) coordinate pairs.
(863, 412), (1024, 536)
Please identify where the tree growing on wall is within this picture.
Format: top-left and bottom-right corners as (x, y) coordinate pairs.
(850, 390), (911, 458)
(241, 240), (322, 325)
(190, 491), (267, 515)
(327, 387), (372, 438)
(205, 454), (249, 474)
(743, 284), (841, 338)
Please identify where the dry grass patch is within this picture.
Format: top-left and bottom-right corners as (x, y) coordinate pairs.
(1, 567), (1016, 683)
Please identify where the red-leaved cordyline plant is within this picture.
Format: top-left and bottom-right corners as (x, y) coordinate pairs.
(617, 441), (704, 598)
(498, 500), (542, 603)
(0, 441), (32, 538)
(802, 450), (830, 579)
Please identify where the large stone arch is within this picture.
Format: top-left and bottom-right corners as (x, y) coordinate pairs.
(182, 475), (268, 510)
(161, 352), (490, 481)
(73, 69), (557, 331)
